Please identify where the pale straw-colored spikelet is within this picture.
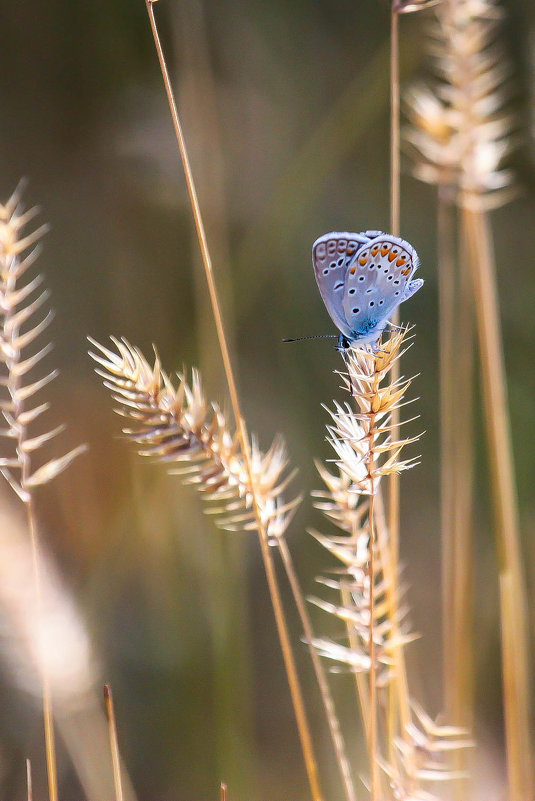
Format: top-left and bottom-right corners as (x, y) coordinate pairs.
(309, 330), (419, 677)
(404, 0), (516, 207)
(89, 337), (299, 538)
(380, 700), (473, 797)
(311, 331), (472, 795)
(0, 186), (86, 502)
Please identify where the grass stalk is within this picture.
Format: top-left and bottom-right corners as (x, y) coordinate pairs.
(452, 214), (475, 729)
(388, 4), (401, 568)
(374, 492), (411, 736)
(27, 505), (58, 801)
(437, 189), (456, 717)
(0, 189), (86, 801)
(26, 759), (33, 801)
(387, 4), (405, 761)
(340, 583), (371, 747)
(462, 203), (533, 801)
(277, 538), (357, 801)
(367, 473), (378, 801)
(104, 685), (124, 801)
(144, 4), (323, 800)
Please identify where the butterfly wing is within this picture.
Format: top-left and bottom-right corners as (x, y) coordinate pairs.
(312, 231), (373, 337)
(342, 234), (422, 339)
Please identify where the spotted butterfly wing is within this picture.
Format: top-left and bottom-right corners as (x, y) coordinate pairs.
(312, 231), (379, 338)
(313, 230), (423, 346)
(342, 234), (422, 340)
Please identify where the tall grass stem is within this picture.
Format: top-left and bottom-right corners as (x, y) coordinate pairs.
(144, 4), (323, 800)
(27, 469), (58, 801)
(277, 538), (357, 801)
(104, 685), (124, 801)
(438, 190), (456, 715)
(462, 204), (533, 801)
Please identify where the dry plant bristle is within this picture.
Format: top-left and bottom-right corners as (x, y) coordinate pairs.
(0, 188), (86, 500)
(311, 331), (418, 674)
(404, 0), (516, 206)
(405, 3), (532, 797)
(310, 329), (472, 796)
(89, 336), (300, 539)
(0, 184), (86, 801)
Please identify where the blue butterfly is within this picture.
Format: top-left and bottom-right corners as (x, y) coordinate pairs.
(312, 230), (423, 350)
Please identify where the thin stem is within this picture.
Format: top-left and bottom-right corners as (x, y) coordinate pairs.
(390, 7), (401, 241)
(6, 234), (59, 801)
(277, 538), (357, 801)
(367, 401), (379, 801)
(437, 188), (456, 717)
(388, 6), (402, 766)
(27, 502), (58, 801)
(26, 759), (33, 801)
(462, 204), (533, 801)
(340, 584), (370, 746)
(144, 5), (323, 800)
(104, 684), (124, 801)
(388, 2), (401, 604)
(220, 783), (227, 801)
(452, 217), (475, 799)
(374, 492), (411, 732)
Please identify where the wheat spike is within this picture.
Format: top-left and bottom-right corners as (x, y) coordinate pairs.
(89, 336), (299, 539)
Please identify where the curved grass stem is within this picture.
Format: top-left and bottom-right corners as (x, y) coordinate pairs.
(144, 4), (323, 800)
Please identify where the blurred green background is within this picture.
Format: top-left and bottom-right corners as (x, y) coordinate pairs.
(0, 0), (534, 799)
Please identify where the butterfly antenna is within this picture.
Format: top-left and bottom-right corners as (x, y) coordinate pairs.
(282, 334), (338, 343)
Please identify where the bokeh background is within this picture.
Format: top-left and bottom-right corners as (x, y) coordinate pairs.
(0, 0), (534, 799)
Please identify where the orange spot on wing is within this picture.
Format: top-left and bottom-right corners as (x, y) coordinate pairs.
(396, 256), (406, 267)
(350, 267), (356, 274)
(401, 267), (410, 276)
(381, 244), (390, 256)
(359, 256), (369, 266)
(371, 246), (379, 256)
(388, 251), (397, 262)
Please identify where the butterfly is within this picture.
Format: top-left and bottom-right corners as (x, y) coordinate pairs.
(312, 230), (423, 350)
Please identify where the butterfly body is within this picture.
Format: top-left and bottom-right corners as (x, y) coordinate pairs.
(312, 230), (423, 349)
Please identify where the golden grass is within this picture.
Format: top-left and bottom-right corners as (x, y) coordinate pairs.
(406, 1), (532, 797)
(309, 331), (473, 799)
(1, 0), (529, 799)
(0, 186), (86, 801)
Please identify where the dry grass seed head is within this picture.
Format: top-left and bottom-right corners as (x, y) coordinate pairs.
(89, 336), (299, 539)
(0, 186), (85, 503)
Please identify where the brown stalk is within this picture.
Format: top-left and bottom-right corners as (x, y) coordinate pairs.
(339, 582), (371, 746)
(277, 538), (357, 801)
(437, 188), (456, 716)
(144, 4), (323, 800)
(388, 1), (401, 574)
(452, 212), (475, 800)
(367, 402), (379, 801)
(0, 191), (84, 801)
(172, 8), (254, 789)
(104, 685), (124, 801)
(462, 203), (533, 800)
(27, 507), (58, 801)
(26, 759), (33, 801)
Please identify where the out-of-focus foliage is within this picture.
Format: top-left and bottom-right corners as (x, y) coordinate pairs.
(0, 1), (534, 799)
